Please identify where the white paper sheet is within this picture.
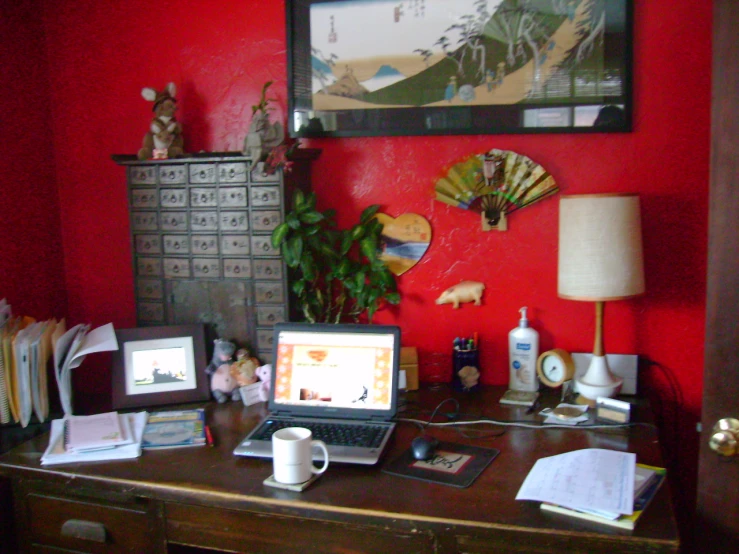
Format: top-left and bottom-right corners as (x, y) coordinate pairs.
(53, 323), (119, 416)
(516, 448), (636, 515)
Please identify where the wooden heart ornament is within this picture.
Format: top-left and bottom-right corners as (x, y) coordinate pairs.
(375, 213), (432, 276)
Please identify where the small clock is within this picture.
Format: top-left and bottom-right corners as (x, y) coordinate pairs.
(536, 349), (575, 388)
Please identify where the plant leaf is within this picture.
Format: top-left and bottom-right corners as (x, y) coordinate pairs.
(360, 204), (381, 224)
(359, 237), (378, 262)
(299, 210), (325, 224)
(285, 235), (303, 266)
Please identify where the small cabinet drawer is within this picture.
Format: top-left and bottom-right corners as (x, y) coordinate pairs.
(27, 493), (157, 553)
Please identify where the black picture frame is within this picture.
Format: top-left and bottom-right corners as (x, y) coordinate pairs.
(111, 324), (210, 410)
(286, 0), (633, 137)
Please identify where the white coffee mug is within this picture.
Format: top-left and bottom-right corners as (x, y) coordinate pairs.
(272, 427), (329, 484)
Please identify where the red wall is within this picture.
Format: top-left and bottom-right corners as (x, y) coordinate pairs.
(8, 0), (710, 534)
(0, 2), (66, 319)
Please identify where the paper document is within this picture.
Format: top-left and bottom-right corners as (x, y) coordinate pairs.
(516, 448), (636, 515)
(53, 323), (118, 416)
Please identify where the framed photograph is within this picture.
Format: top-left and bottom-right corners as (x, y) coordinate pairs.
(112, 324), (210, 410)
(287, 0), (633, 137)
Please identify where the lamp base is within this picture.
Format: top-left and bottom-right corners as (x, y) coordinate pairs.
(575, 355), (623, 404)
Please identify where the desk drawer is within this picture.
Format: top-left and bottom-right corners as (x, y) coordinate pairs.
(167, 502), (436, 554)
(27, 493), (155, 554)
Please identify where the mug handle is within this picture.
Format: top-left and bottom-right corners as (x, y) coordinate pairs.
(310, 440), (329, 475)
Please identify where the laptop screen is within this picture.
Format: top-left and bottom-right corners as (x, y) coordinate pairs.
(268, 323), (401, 419)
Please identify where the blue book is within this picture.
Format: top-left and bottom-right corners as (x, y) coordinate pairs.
(141, 408), (207, 449)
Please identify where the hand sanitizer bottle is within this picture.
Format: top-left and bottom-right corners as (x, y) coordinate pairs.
(508, 307), (539, 391)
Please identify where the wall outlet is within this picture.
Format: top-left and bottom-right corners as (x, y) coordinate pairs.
(571, 353), (639, 395)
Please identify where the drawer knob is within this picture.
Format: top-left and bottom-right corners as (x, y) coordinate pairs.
(61, 519), (107, 543)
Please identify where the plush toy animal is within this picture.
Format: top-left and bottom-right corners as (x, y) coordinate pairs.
(435, 281), (485, 308)
(230, 348), (259, 386)
(137, 82), (185, 160)
(205, 339), (239, 403)
(255, 364), (272, 402)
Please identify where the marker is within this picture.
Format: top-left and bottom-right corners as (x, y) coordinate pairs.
(205, 425), (214, 447)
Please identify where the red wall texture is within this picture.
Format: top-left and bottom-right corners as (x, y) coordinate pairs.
(2, 0), (711, 534)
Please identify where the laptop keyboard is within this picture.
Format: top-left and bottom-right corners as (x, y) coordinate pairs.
(252, 420), (387, 448)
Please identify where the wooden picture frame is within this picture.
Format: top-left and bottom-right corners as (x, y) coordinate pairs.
(287, 0), (633, 137)
(111, 324), (210, 410)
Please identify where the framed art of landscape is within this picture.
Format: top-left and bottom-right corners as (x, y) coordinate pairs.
(111, 324), (210, 410)
(286, 0), (633, 137)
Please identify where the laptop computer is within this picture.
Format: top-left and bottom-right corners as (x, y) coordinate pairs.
(233, 322), (401, 465)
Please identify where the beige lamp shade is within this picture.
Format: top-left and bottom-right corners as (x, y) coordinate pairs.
(558, 194), (645, 301)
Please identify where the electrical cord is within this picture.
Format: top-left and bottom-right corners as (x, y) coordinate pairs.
(396, 416), (652, 430)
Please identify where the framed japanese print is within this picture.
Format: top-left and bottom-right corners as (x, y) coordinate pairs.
(111, 324), (210, 410)
(286, 0), (633, 137)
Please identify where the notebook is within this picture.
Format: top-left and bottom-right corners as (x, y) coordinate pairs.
(234, 322), (401, 465)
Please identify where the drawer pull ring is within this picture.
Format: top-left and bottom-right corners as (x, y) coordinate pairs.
(61, 519), (107, 543)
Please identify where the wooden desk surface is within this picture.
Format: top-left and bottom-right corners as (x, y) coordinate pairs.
(0, 386), (680, 553)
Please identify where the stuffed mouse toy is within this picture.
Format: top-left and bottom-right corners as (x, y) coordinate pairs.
(137, 82), (185, 160)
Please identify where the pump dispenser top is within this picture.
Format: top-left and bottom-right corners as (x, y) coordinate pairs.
(518, 307), (529, 328)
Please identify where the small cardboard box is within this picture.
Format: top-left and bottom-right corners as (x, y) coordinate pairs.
(400, 347), (419, 391)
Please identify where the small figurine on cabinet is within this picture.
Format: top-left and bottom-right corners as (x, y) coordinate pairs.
(137, 82), (185, 161)
(435, 281), (485, 309)
(242, 81), (284, 162)
(205, 339), (240, 403)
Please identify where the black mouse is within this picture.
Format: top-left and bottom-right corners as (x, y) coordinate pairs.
(411, 435), (439, 461)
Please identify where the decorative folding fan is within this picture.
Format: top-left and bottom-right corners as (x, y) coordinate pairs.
(434, 149), (558, 231)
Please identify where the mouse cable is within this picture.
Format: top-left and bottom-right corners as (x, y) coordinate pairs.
(396, 417), (653, 431)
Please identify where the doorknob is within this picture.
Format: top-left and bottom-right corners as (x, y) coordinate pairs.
(709, 418), (739, 456)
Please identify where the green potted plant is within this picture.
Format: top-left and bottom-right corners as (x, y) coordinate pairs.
(271, 190), (401, 323)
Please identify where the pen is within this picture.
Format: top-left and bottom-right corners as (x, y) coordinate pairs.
(205, 425), (214, 447)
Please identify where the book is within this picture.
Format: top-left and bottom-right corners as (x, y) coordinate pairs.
(64, 411), (132, 453)
(499, 389), (539, 407)
(141, 408), (207, 449)
(41, 411), (148, 466)
(540, 463), (667, 530)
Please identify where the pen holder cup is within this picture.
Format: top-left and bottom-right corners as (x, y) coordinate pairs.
(452, 349), (480, 392)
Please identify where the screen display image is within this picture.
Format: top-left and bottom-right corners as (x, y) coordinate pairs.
(273, 330), (396, 411)
(132, 347), (188, 387)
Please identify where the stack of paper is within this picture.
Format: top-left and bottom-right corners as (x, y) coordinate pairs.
(52, 322), (119, 417)
(41, 411), (148, 466)
(515, 448), (636, 515)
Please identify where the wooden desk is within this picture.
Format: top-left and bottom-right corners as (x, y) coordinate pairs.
(0, 386), (679, 553)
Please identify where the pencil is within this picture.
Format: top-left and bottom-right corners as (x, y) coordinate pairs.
(205, 425), (214, 447)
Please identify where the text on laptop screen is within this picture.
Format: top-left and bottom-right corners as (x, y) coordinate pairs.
(273, 330), (396, 411)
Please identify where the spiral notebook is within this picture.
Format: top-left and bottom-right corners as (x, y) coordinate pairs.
(64, 411), (133, 453)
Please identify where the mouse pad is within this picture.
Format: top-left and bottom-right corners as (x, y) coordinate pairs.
(382, 442), (500, 488)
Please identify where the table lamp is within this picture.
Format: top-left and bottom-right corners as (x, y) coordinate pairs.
(557, 193), (645, 404)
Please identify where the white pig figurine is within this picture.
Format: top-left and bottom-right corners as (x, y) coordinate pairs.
(435, 281), (485, 309)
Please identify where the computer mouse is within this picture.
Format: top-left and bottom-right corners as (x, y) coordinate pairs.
(411, 435), (439, 461)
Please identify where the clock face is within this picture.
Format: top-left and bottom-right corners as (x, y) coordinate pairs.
(542, 355), (564, 383)
(536, 349), (575, 387)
